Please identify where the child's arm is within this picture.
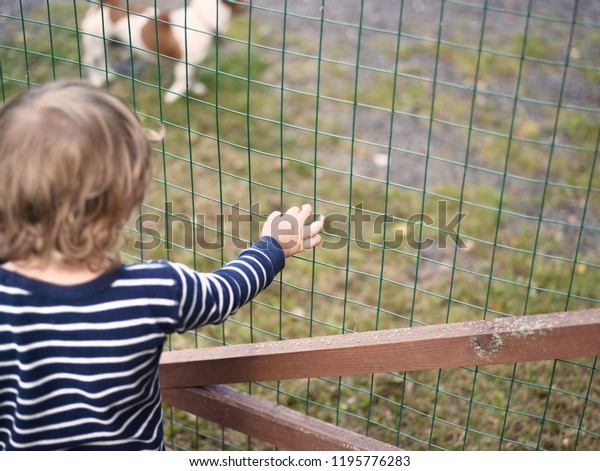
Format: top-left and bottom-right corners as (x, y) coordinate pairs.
(167, 205), (324, 332)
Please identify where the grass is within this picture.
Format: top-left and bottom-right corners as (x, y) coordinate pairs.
(1, 0), (599, 451)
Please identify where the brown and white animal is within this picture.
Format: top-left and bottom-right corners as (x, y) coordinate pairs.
(81, 0), (241, 103)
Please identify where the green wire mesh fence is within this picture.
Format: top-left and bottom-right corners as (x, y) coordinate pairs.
(1, 0), (598, 451)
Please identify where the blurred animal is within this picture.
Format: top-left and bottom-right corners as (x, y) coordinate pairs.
(81, 0), (242, 103)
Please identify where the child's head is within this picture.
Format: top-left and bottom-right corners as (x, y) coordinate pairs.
(0, 81), (158, 270)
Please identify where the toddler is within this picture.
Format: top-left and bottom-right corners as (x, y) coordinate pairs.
(0, 81), (323, 450)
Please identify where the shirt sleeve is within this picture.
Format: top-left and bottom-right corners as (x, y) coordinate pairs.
(166, 236), (285, 333)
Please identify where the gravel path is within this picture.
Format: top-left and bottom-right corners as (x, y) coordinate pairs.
(4, 0), (598, 44)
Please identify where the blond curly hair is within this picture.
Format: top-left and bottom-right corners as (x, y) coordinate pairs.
(0, 81), (160, 270)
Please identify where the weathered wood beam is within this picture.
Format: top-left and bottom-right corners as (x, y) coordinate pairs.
(162, 385), (400, 451)
(160, 308), (600, 389)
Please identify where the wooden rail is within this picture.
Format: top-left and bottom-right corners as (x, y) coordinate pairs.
(162, 385), (400, 451)
(160, 308), (600, 450)
(160, 309), (600, 388)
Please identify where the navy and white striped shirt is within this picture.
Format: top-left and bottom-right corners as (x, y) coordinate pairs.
(0, 237), (285, 450)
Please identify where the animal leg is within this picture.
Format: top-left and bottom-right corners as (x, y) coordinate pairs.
(164, 61), (206, 103)
(81, 16), (116, 86)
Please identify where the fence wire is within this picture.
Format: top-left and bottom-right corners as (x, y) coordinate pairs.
(1, 0), (599, 451)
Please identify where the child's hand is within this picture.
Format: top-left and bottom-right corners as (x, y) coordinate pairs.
(261, 204), (324, 258)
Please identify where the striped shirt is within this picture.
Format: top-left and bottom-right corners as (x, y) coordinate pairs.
(0, 237), (285, 450)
